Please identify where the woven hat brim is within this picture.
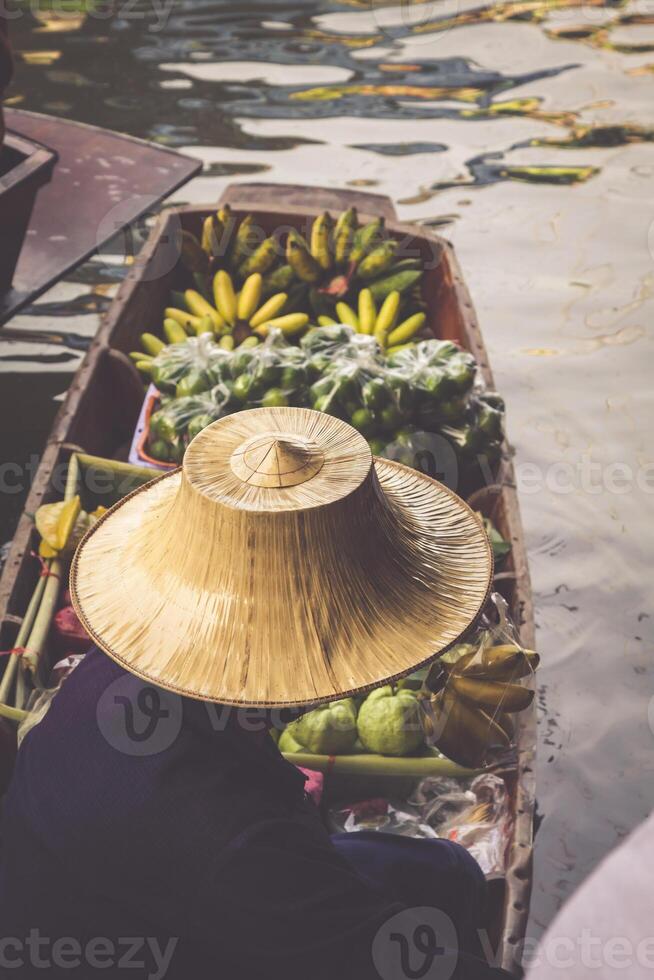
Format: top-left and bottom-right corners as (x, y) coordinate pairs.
(70, 459), (492, 708)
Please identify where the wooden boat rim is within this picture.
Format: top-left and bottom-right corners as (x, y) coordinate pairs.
(0, 131), (57, 192)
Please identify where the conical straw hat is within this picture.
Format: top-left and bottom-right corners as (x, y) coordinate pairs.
(70, 408), (492, 707)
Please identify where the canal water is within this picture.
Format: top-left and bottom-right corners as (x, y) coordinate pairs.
(2, 0), (653, 950)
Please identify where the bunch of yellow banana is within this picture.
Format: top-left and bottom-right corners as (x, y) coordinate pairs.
(177, 205), (427, 334)
(128, 298), (222, 375)
(211, 270), (308, 340)
(129, 270), (310, 379)
(319, 287), (427, 353)
(424, 639), (539, 769)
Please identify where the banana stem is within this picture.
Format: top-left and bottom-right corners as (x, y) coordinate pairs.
(281, 751), (479, 779)
(21, 456), (76, 683)
(75, 453), (152, 482)
(14, 664), (29, 711)
(0, 572), (47, 704)
(0, 451), (80, 707)
(0, 702), (29, 723)
(21, 557), (63, 680)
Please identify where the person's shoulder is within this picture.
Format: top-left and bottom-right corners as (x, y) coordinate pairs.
(14, 649), (185, 823)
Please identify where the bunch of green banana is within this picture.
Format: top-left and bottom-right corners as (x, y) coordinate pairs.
(282, 208), (362, 289)
(286, 228), (322, 284)
(198, 205), (235, 262)
(333, 207), (358, 265)
(267, 209), (424, 300)
(179, 205), (282, 286)
(230, 217), (280, 281)
(424, 640), (538, 769)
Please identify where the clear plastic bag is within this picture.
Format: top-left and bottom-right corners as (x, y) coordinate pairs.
(303, 327), (409, 441)
(149, 333), (229, 397)
(409, 776), (477, 832)
(144, 326), (505, 475)
(420, 593), (538, 770)
(328, 798), (439, 839)
(384, 339), (502, 465)
(327, 772), (512, 874)
(148, 393), (225, 463)
(410, 772), (512, 876)
(439, 773), (511, 877)
(146, 332), (314, 461)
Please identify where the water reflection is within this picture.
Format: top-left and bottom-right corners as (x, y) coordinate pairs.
(8, 0), (635, 166)
(11, 0), (646, 192)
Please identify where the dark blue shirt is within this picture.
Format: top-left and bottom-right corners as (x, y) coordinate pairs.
(0, 648), (400, 979)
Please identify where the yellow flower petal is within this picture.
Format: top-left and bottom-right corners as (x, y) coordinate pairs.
(35, 496), (82, 553)
(55, 496), (82, 551)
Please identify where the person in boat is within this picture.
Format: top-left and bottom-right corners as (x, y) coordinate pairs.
(0, 11), (12, 145)
(0, 409), (511, 979)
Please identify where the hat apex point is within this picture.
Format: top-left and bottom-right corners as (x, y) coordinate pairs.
(230, 432), (325, 488)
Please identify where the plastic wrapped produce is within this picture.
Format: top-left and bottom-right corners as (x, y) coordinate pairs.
(409, 776), (477, 832)
(386, 339), (475, 430)
(148, 393), (224, 462)
(141, 327), (506, 480)
(421, 594), (538, 769)
(148, 334), (230, 397)
(328, 799), (438, 839)
(232, 332), (310, 409)
(145, 333), (314, 460)
(439, 774), (512, 877)
(302, 326), (411, 439)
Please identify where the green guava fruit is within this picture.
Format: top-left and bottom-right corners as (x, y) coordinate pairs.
(278, 724), (306, 754)
(293, 699), (358, 755)
(357, 686), (425, 757)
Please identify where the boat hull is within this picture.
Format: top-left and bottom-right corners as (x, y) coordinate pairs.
(0, 184), (535, 976)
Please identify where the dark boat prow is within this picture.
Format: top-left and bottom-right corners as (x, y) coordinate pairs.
(0, 110), (202, 325)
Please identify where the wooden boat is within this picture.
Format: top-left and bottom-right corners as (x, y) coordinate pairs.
(0, 110), (201, 325)
(0, 183), (535, 976)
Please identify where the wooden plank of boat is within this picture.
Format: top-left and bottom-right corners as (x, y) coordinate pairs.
(0, 110), (202, 326)
(0, 132), (57, 296)
(0, 184), (535, 976)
